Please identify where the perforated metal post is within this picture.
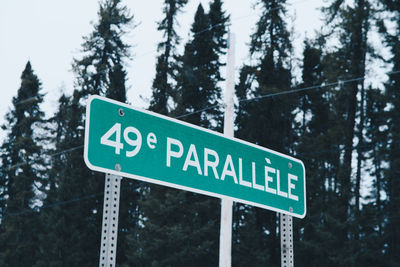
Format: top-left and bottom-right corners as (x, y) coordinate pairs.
(280, 213), (294, 267)
(99, 173), (121, 267)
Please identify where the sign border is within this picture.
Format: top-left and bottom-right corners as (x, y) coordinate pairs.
(84, 95), (306, 218)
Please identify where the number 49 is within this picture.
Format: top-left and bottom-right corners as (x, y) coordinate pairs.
(100, 123), (142, 157)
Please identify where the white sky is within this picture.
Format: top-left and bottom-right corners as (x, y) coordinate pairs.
(0, 0), (322, 141)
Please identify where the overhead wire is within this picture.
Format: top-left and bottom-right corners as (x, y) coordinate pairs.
(238, 69), (400, 103)
(296, 138), (399, 158)
(7, 145), (84, 171)
(2, 192), (104, 218)
(2, 178), (147, 218)
(134, 0), (313, 60)
(175, 69), (400, 119)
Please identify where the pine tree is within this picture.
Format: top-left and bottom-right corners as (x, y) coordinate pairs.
(364, 88), (387, 237)
(149, 0), (187, 115)
(136, 3), (229, 266)
(358, 87), (389, 266)
(73, 0), (133, 99)
(317, 0), (374, 263)
(293, 39), (338, 266)
(379, 0), (400, 264)
(234, 0), (294, 265)
(133, 0), (189, 264)
(236, 0), (293, 151)
(208, 0), (230, 75)
(0, 62), (45, 266)
(174, 3), (225, 129)
(35, 94), (73, 267)
(37, 0), (134, 265)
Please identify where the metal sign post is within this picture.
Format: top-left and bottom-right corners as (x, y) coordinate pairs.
(99, 173), (122, 267)
(280, 213), (294, 267)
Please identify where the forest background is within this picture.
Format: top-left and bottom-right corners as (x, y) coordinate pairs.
(1, 0), (400, 266)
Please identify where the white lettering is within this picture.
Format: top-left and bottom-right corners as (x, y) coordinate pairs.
(221, 155), (238, 184)
(238, 158), (251, 187)
(277, 170), (288, 198)
(264, 166), (277, 194)
(124, 126), (142, 157)
(204, 148), (219, 179)
(252, 162), (264, 191)
(100, 123), (123, 154)
(147, 132), (157, 149)
(288, 174), (299, 201)
(166, 137), (183, 167)
(183, 144), (202, 175)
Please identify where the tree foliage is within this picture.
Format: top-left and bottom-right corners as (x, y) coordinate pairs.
(0, 62), (45, 266)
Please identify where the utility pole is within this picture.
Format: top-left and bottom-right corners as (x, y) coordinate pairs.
(219, 31), (235, 267)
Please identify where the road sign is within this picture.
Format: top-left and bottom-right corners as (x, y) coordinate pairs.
(84, 95), (306, 218)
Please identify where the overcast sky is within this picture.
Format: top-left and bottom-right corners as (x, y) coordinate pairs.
(0, 0), (322, 141)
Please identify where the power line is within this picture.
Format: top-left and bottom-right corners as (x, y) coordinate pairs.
(238, 69), (400, 103)
(2, 180), (146, 218)
(2, 192), (104, 218)
(296, 138), (398, 158)
(238, 77), (365, 104)
(174, 104), (221, 119)
(7, 145), (84, 171)
(135, 0), (313, 60)
(175, 69), (400, 120)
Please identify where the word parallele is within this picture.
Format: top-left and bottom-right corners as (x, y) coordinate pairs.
(166, 137), (299, 201)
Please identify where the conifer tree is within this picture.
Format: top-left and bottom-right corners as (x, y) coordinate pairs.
(136, 3), (229, 266)
(294, 39), (334, 266)
(379, 0), (400, 264)
(35, 94), (74, 266)
(149, 0), (187, 115)
(321, 1), (373, 263)
(37, 1), (134, 265)
(359, 87), (389, 266)
(292, 37), (358, 266)
(133, 0), (188, 264)
(0, 62), (45, 266)
(234, 0), (294, 265)
(175, 3), (226, 129)
(73, 0), (133, 99)
(236, 0), (293, 151)
(208, 0), (230, 76)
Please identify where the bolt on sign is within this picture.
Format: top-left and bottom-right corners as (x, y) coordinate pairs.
(84, 95), (306, 218)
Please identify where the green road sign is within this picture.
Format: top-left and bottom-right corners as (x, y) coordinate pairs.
(84, 95), (306, 218)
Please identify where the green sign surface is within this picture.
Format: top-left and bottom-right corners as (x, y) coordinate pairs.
(84, 95), (306, 218)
